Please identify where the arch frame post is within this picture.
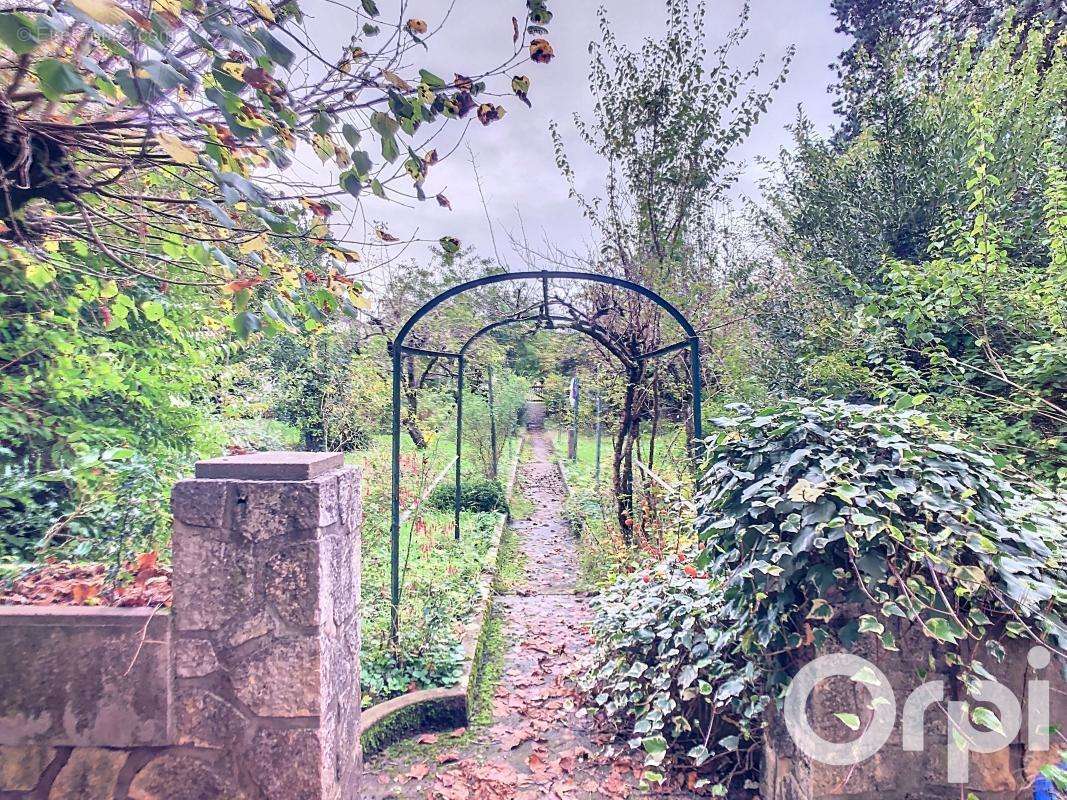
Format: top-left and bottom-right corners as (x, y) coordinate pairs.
(454, 355), (465, 541)
(389, 344), (402, 640)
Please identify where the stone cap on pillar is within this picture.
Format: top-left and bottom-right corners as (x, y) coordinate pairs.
(194, 451), (345, 481)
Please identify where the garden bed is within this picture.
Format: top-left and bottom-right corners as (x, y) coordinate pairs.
(354, 432), (525, 708)
(359, 433), (525, 754)
(0, 554), (171, 607)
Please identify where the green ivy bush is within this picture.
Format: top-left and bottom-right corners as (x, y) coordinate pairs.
(427, 477), (509, 514)
(581, 399), (1066, 790)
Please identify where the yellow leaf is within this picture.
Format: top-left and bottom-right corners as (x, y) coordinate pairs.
(382, 70), (411, 91)
(352, 292), (371, 309)
(248, 0), (274, 22)
(220, 61), (247, 82)
(238, 233), (268, 254)
(152, 0), (181, 15)
(156, 132), (199, 165)
(70, 0), (130, 24)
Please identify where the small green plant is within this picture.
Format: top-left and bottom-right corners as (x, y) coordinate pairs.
(359, 600), (464, 707)
(426, 477), (508, 514)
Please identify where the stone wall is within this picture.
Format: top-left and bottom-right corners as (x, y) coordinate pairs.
(761, 620), (1066, 800)
(0, 452), (362, 800)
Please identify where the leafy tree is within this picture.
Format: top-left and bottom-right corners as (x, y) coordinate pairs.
(549, 0), (792, 536)
(762, 22), (1066, 482)
(830, 0), (1065, 137)
(0, 0), (556, 330)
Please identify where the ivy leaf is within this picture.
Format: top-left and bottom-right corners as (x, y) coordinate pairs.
(686, 744), (710, 766)
(807, 598), (834, 621)
(642, 735), (668, 766)
(834, 713), (861, 731)
(851, 665), (882, 687)
(857, 614), (884, 635)
(970, 706), (1004, 735)
(925, 617), (965, 644)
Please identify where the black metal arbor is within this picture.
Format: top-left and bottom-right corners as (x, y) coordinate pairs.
(388, 270), (703, 637)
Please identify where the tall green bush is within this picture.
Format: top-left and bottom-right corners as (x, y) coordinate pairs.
(0, 264), (222, 560)
(763, 22), (1066, 482)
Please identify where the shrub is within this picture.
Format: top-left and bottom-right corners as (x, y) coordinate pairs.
(581, 398), (1066, 791)
(426, 477), (509, 514)
(0, 448), (172, 563)
(360, 600), (464, 706)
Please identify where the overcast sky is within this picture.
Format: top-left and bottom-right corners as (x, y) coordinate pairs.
(297, 0), (849, 279)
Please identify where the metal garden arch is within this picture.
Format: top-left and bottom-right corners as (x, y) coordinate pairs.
(388, 270), (703, 638)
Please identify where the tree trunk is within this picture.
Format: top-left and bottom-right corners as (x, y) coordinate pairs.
(612, 367), (643, 543)
(402, 355), (428, 449)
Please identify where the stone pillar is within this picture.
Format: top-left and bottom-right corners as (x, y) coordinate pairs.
(169, 452), (361, 800)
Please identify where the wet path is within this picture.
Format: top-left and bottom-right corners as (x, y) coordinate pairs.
(361, 431), (702, 799)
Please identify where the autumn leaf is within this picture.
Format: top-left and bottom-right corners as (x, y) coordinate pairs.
(134, 551), (159, 587)
(69, 0), (131, 25)
(71, 582), (100, 605)
(512, 16), (519, 43)
(325, 246), (361, 263)
(376, 228), (399, 242)
(477, 103), (506, 125)
(151, 0), (180, 17)
(156, 132), (199, 165)
(224, 277), (264, 293)
(453, 73), (473, 92)
(512, 75), (531, 107)
(787, 478), (827, 502)
(436, 193), (452, 211)
(530, 38), (554, 63)
(238, 233), (269, 254)
(454, 91), (476, 118)
(405, 18), (427, 34)
(300, 197), (333, 218)
(407, 763), (429, 780)
(381, 70), (411, 91)
(249, 0), (275, 23)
